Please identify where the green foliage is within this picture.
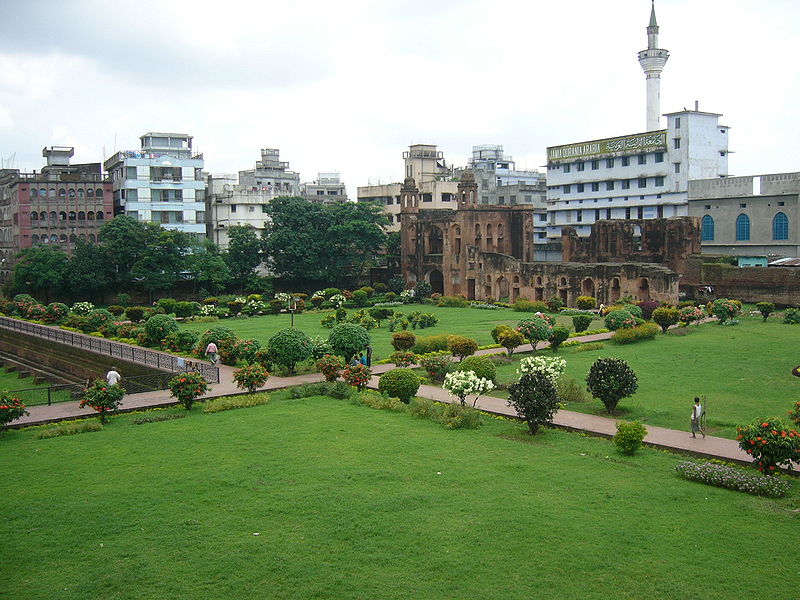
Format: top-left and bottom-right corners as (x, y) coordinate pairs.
(328, 323), (371, 361)
(0, 391), (28, 430)
(387, 276), (405, 295)
(675, 461), (791, 498)
(652, 307), (680, 333)
(497, 328), (525, 356)
(636, 300), (660, 320)
(231, 338), (262, 364)
(407, 311), (439, 329)
(351, 290), (369, 307)
(507, 371), (560, 435)
(736, 418), (800, 474)
(409, 397), (442, 420)
(143, 314), (179, 346)
(453, 356), (497, 382)
(419, 355), (451, 381)
(438, 403), (482, 429)
(44, 302), (70, 325)
(316, 354), (346, 382)
(622, 303), (643, 319)
(162, 330), (200, 354)
(415, 281), (432, 299)
(391, 330), (416, 351)
(754, 302), (775, 322)
(86, 309), (115, 333)
(11, 245), (69, 303)
(613, 420), (648, 455)
(572, 314), (593, 333)
(548, 326), (570, 351)
(79, 380), (125, 423)
(378, 368), (421, 403)
(585, 357), (639, 414)
(37, 420), (103, 439)
(125, 306), (146, 323)
(491, 324), (513, 344)
(368, 307), (394, 326)
(712, 298), (741, 323)
(782, 308), (800, 324)
(611, 322), (659, 344)
(174, 301), (198, 318)
(546, 297), (563, 312)
(437, 295), (469, 308)
(342, 363), (372, 388)
(575, 296), (596, 310)
(556, 377), (589, 404)
(107, 305), (125, 317)
(389, 351), (416, 367)
(512, 299), (548, 312)
(353, 391), (406, 412)
(224, 225), (262, 287)
(516, 314), (555, 349)
(201, 393), (270, 413)
(287, 381), (353, 400)
(232, 364), (271, 392)
(604, 309), (637, 331)
(447, 335), (478, 361)
(266, 328), (313, 372)
(132, 412), (187, 425)
(157, 298), (177, 314)
(197, 326), (238, 359)
(789, 401), (800, 428)
(168, 372), (210, 410)
(411, 334), (450, 354)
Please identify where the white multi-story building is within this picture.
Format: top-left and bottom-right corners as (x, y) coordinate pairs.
(462, 144), (546, 205)
(302, 172), (348, 204)
(104, 132), (206, 236)
(238, 148), (300, 196)
(206, 173), (275, 250)
(544, 2), (730, 238)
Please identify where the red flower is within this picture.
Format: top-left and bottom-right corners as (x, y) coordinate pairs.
(762, 422), (770, 427)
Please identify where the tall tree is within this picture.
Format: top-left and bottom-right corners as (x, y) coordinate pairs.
(186, 239), (231, 295)
(131, 227), (190, 302)
(12, 245), (69, 303)
(98, 216), (152, 288)
(225, 225), (262, 290)
(65, 240), (113, 302)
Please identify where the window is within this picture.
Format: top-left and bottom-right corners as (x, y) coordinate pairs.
(538, 213), (547, 222)
(673, 138), (681, 149)
(125, 166), (137, 179)
(31, 235), (39, 244)
(621, 156), (630, 167)
(68, 189), (75, 198)
(69, 211), (76, 221)
(30, 188), (38, 199)
(638, 154), (646, 165)
(537, 232), (547, 239)
(778, 201), (785, 206)
(30, 211), (38, 221)
(655, 176), (664, 186)
(605, 209), (611, 219)
(674, 163), (681, 174)
(591, 182), (599, 192)
(87, 188), (94, 198)
(95, 188), (104, 198)
(606, 181), (614, 191)
(563, 185), (571, 194)
(591, 160), (599, 170)
(625, 207), (631, 219)
(576, 184), (584, 193)
(606, 158), (614, 168)
(720, 151), (726, 157)
(96, 211), (104, 220)
(594, 209), (600, 221)
(249, 206), (255, 212)
(510, 195), (516, 203)
(498, 196), (505, 205)
(576, 162), (585, 172)
(87, 211), (94, 220)
(524, 195), (532, 203)
(563, 163), (571, 173)
(655, 152), (664, 163)
(621, 180), (630, 190)
(422, 193), (432, 202)
(231, 205), (237, 213)
(675, 117), (681, 129)
(637, 206), (644, 219)
(77, 211), (85, 220)
(48, 188), (55, 198)
(576, 210), (583, 222)
(701, 215), (714, 241)
(773, 212), (789, 240)
(704, 204), (711, 210)
(78, 188), (85, 199)
(316, 190), (325, 196)
(740, 203), (747, 208)
(735, 214), (750, 241)
(638, 178), (647, 188)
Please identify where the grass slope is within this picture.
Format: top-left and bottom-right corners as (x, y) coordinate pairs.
(2, 396), (798, 599)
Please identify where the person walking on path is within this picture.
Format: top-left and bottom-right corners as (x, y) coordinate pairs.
(205, 342), (219, 365)
(106, 367), (121, 386)
(691, 397), (705, 439)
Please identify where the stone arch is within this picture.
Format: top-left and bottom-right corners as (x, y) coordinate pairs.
(428, 269), (444, 295)
(581, 277), (595, 298)
(486, 223), (494, 252)
(639, 277), (650, 301)
(427, 225), (443, 254)
(558, 276), (569, 305)
(609, 277), (621, 303)
(496, 276), (509, 301)
(474, 223), (482, 248)
(496, 223), (505, 254)
(484, 274), (492, 299)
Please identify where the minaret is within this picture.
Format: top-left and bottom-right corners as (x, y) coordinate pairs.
(638, 0), (670, 131)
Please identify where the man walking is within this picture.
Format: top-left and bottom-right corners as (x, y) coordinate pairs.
(106, 367), (121, 386)
(691, 397), (705, 439)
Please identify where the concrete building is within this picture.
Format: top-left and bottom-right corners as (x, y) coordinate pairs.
(358, 144), (458, 231)
(205, 173), (275, 250)
(104, 132), (206, 237)
(302, 172), (348, 204)
(0, 146), (114, 282)
(545, 2), (729, 239)
(688, 172), (800, 258)
(238, 148), (300, 196)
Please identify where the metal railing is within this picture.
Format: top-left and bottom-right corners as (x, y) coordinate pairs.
(0, 316), (219, 384)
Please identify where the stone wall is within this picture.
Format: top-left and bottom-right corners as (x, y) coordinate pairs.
(682, 255), (800, 304)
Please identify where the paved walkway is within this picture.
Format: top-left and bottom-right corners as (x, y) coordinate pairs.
(10, 326), (791, 474)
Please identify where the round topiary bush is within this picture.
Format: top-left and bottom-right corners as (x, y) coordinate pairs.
(391, 330), (416, 351)
(107, 305), (125, 317)
(44, 302), (70, 324)
(86, 309), (115, 332)
(328, 323), (371, 361)
(453, 356), (496, 382)
(378, 368), (421, 403)
(125, 306), (147, 323)
(447, 335), (479, 361)
(622, 303), (643, 319)
(586, 357), (639, 414)
(575, 296), (596, 310)
(162, 330), (199, 353)
(572, 314), (593, 333)
(197, 326), (238, 360)
(652, 307), (680, 333)
(267, 328), (313, 373)
(143, 314), (179, 346)
(604, 309), (637, 331)
(548, 326), (570, 351)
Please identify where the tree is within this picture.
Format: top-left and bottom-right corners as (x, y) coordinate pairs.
(507, 371), (560, 435)
(737, 418), (800, 475)
(225, 225), (262, 289)
(186, 239), (231, 295)
(131, 227), (190, 302)
(652, 307), (679, 333)
(755, 302), (775, 322)
(266, 328), (313, 373)
(378, 368), (421, 403)
(65, 240), (112, 302)
(586, 357), (639, 414)
(12, 245), (69, 303)
(516, 314), (554, 350)
(328, 323), (371, 361)
(99, 216), (152, 288)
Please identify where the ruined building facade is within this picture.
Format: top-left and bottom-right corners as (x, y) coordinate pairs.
(400, 172), (702, 306)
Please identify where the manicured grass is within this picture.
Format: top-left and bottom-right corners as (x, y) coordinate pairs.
(0, 367), (49, 391)
(2, 396), (797, 599)
(178, 305), (603, 361)
(488, 316), (800, 438)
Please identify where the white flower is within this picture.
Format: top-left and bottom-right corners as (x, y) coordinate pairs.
(518, 356), (566, 382)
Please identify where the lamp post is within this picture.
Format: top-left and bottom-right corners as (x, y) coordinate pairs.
(289, 297), (299, 327)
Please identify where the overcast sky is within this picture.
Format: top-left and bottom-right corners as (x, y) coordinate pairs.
(1, 0), (798, 197)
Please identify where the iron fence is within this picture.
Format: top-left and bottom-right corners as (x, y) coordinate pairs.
(0, 315), (219, 385)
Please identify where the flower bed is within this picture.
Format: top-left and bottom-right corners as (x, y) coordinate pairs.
(675, 461), (791, 498)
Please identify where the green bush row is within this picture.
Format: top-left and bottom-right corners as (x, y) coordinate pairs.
(202, 393), (270, 413)
(37, 420), (103, 439)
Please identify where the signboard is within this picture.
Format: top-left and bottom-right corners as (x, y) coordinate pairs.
(548, 131), (667, 161)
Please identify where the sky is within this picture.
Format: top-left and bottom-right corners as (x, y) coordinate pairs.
(1, 0), (798, 198)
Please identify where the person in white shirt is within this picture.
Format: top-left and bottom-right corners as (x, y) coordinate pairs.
(691, 397), (705, 439)
(106, 367), (121, 386)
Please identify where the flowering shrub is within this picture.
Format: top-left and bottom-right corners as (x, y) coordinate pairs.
(443, 370), (495, 406)
(316, 354), (346, 381)
(71, 301), (95, 315)
(232, 364), (270, 392)
(309, 336), (334, 360)
(199, 304), (219, 317)
(783, 308), (800, 325)
(79, 379), (125, 423)
(162, 330), (200, 354)
(678, 306), (704, 325)
(399, 289), (416, 302)
(168, 372), (210, 410)
(712, 298), (741, 323)
(329, 293), (346, 308)
(389, 351), (417, 367)
(26, 303), (47, 321)
(342, 363), (372, 389)
(470, 302), (499, 310)
(736, 417), (800, 475)
(232, 338), (262, 364)
(197, 326), (238, 363)
(420, 355), (451, 381)
(142, 314), (179, 346)
(0, 391), (28, 432)
(675, 461), (791, 498)
(378, 368), (421, 403)
(790, 401), (800, 427)
(604, 309), (637, 331)
(516, 313), (555, 349)
(518, 355), (566, 383)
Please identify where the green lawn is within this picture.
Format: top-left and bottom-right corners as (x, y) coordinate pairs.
(3, 395), (799, 599)
(487, 316), (800, 438)
(0, 367), (49, 392)
(178, 305), (604, 361)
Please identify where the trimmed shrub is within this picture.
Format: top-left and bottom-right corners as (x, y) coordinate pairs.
(611, 322), (659, 344)
(572, 314), (593, 333)
(174, 301), (198, 318)
(355, 391), (407, 412)
(409, 397), (443, 420)
(378, 368), (421, 403)
(0, 392), (28, 431)
(168, 372), (209, 410)
(491, 324), (514, 344)
(197, 326), (237, 360)
(636, 300), (660, 320)
(107, 305), (125, 317)
(783, 308), (800, 325)
(389, 351), (416, 367)
(586, 357), (638, 414)
(712, 298), (741, 323)
(44, 302), (70, 325)
(86, 309), (115, 333)
(125, 306), (147, 323)
(411, 334), (450, 354)
(342, 363), (372, 389)
(79, 379), (125, 423)
(604, 309), (636, 331)
(162, 330), (200, 354)
(132, 413), (186, 425)
(232, 338), (262, 364)
(613, 420), (648, 455)
(497, 328), (525, 356)
(652, 307), (680, 333)
(420, 355), (451, 381)
(368, 307), (394, 326)
(438, 403), (482, 429)
(447, 335), (478, 361)
(232, 364), (271, 392)
(575, 296), (596, 310)
(675, 461), (791, 498)
(415, 281), (432, 299)
(755, 302), (775, 322)
(678, 306), (704, 325)
(391, 331), (416, 351)
(557, 378), (589, 404)
(202, 393), (269, 413)
(143, 314), (179, 346)
(351, 290), (369, 307)
(437, 295), (469, 308)
(267, 328), (313, 373)
(507, 371), (560, 435)
(548, 326), (570, 352)
(329, 323), (371, 361)
(317, 354), (346, 381)
(513, 299), (548, 313)
(622, 303), (643, 319)
(157, 298), (177, 314)
(546, 297), (563, 312)
(516, 314), (555, 349)
(287, 381), (352, 400)
(453, 356), (496, 382)
(37, 420), (103, 439)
